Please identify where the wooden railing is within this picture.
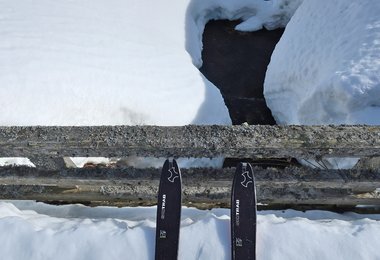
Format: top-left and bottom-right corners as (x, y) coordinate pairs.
(0, 125), (379, 208)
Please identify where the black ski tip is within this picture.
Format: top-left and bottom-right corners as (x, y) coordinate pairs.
(236, 162), (254, 173)
(172, 158), (178, 167)
(172, 159), (181, 174)
(233, 162), (255, 190)
(236, 162), (243, 172)
(160, 159), (182, 184)
(162, 159), (170, 169)
(161, 159), (180, 170)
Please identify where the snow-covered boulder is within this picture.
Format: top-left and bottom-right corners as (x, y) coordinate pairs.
(265, 0), (380, 125)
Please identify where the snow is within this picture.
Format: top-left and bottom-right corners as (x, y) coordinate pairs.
(1, 201), (380, 260)
(0, 0), (230, 126)
(185, 0), (303, 67)
(1, 0), (379, 259)
(0, 158), (35, 167)
(264, 0), (380, 125)
(0, 0), (306, 126)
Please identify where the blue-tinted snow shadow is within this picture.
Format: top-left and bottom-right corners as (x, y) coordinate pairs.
(6, 200), (380, 222)
(7, 200), (229, 221)
(141, 225), (156, 260)
(184, 1), (231, 125)
(11, 200), (380, 221)
(259, 209), (380, 221)
(191, 74), (232, 125)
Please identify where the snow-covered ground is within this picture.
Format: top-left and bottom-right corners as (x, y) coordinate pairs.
(0, 0), (231, 126)
(264, 0), (380, 169)
(1, 201), (380, 260)
(1, 0), (380, 258)
(265, 0), (380, 125)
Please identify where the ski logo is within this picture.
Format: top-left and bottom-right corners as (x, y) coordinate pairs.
(160, 194), (166, 219)
(236, 238), (243, 247)
(240, 170), (253, 188)
(167, 167), (180, 183)
(235, 199), (240, 226)
(159, 230), (167, 239)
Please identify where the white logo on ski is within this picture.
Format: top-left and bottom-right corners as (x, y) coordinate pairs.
(240, 170), (253, 188)
(159, 230), (167, 239)
(235, 199), (240, 226)
(168, 167), (180, 183)
(161, 194), (166, 219)
(236, 238), (243, 247)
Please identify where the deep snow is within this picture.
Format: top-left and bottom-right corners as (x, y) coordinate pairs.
(1, 201), (380, 260)
(265, 0), (380, 125)
(0, 0), (304, 126)
(0, 0), (231, 126)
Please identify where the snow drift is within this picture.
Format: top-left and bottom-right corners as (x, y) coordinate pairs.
(265, 0), (380, 125)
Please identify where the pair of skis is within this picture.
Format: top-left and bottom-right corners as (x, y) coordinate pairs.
(155, 159), (257, 260)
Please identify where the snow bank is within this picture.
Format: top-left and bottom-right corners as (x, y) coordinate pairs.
(265, 0), (380, 125)
(0, 0), (305, 126)
(1, 201), (380, 260)
(0, 0), (230, 126)
(185, 0), (303, 67)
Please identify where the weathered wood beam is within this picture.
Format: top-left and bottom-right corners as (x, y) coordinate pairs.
(0, 125), (379, 159)
(0, 166), (379, 207)
(29, 156), (66, 170)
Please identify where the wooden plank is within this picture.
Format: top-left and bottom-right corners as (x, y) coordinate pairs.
(29, 156), (66, 170)
(0, 125), (380, 159)
(0, 166), (379, 207)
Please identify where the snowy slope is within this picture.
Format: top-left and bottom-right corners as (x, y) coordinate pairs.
(1, 201), (379, 260)
(0, 0), (230, 126)
(265, 0), (380, 125)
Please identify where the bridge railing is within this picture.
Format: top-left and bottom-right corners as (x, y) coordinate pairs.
(0, 125), (379, 208)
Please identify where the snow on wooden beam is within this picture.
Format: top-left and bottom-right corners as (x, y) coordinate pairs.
(0, 125), (379, 159)
(0, 166), (379, 207)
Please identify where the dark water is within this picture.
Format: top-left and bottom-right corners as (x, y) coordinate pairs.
(200, 20), (284, 125)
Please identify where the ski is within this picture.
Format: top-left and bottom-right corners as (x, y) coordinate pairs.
(155, 159), (182, 260)
(231, 162), (257, 260)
